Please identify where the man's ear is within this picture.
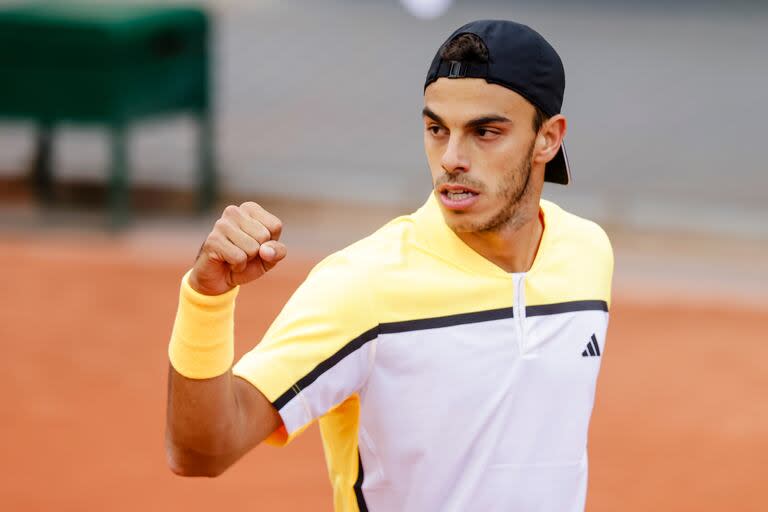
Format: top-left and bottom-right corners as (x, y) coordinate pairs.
(534, 114), (567, 165)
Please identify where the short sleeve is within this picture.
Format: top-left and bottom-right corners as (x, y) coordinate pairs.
(232, 255), (377, 446)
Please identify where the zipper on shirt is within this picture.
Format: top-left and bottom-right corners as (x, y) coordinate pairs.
(512, 272), (527, 354)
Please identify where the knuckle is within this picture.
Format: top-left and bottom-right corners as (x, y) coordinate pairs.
(223, 204), (239, 216)
(256, 224), (271, 240)
(261, 218), (282, 239)
(241, 201), (261, 210)
(204, 234), (223, 251)
(245, 239), (261, 255)
(245, 220), (269, 242)
(205, 233), (220, 249)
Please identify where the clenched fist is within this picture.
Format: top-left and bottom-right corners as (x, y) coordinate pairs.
(189, 202), (287, 296)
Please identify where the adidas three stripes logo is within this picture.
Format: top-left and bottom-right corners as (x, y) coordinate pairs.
(581, 334), (601, 357)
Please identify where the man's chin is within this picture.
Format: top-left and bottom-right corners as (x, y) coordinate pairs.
(442, 204), (521, 234)
(440, 209), (487, 233)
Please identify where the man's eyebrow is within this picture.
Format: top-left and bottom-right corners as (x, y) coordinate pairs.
(422, 107), (512, 128)
(422, 107), (445, 125)
(465, 115), (512, 128)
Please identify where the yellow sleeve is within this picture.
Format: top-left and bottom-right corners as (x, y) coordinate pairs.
(233, 254), (378, 446)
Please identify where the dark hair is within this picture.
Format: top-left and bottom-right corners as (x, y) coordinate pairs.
(532, 107), (549, 133)
(440, 33), (550, 133)
(440, 33), (489, 62)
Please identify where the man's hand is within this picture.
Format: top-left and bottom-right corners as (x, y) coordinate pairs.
(190, 202), (287, 296)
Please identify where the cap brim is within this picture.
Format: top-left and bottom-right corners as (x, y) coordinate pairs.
(544, 142), (571, 185)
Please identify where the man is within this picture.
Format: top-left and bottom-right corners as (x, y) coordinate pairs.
(166, 20), (613, 511)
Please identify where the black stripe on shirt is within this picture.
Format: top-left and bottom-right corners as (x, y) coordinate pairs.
(526, 300), (608, 317)
(379, 306), (516, 334)
(354, 449), (369, 512)
(272, 326), (378, 410)
(271, 300), (607, 410)
(271, 307), (516, 409)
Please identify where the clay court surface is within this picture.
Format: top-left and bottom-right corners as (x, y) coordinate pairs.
(1, 229), (766, 511)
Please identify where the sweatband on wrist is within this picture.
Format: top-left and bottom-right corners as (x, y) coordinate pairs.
(168, 270), (239, 379)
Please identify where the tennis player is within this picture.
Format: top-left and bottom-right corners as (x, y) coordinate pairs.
(166, 20), (613, 511)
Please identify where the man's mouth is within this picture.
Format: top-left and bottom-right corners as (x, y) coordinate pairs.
(445, 190), (476, 201)
(437, 184), (481, 210)
(440, 184), (480, 200)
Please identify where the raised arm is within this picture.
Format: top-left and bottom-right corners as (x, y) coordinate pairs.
(165, 203), (287, 477)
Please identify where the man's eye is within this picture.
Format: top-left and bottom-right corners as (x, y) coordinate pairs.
(476, 127), (497, 138)
(428, 125), (444, 135)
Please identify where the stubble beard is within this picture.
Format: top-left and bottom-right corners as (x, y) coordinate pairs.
(451, 140), (536, 234)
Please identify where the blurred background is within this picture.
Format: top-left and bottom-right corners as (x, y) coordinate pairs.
(0, 0), (766, 511)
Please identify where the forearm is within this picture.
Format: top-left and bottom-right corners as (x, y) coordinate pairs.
(164, 271), (280, 476)
(166, 368), (280, 476)
(166, 367), (248, 476)
(164, 271), (245, 475)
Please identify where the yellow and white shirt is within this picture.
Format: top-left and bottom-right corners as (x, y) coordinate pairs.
(233, 194), (613, 512)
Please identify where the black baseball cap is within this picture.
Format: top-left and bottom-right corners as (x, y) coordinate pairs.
(425, 20), (571, 185)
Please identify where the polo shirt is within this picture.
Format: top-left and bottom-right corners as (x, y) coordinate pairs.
(233, 193), (614, 511)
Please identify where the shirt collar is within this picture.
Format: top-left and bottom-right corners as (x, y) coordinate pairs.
(412, 193), (559, 278)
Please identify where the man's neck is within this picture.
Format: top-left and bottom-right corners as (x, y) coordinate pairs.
(455, 209), (544, 273)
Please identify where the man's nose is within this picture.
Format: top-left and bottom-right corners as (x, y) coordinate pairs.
(441, 134), (470, 174)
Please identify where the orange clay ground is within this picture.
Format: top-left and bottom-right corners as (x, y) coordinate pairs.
(0, 231), (765, 511)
